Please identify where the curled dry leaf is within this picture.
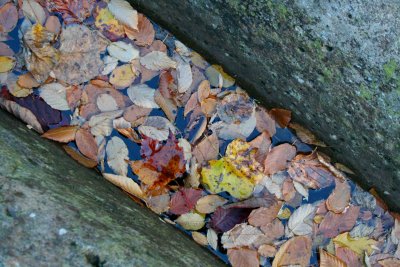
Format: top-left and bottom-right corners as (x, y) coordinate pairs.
(326, 178), (351, 213)
(42, 125), (78, 143)
(140, 51), (177, 71)
(264, 143), (296, 175)
(106, 136), (129, 176)
(227, 248), (259, 267)
(192, 133), (219, 165)
(289, 122), (327, 147)
(110, 64), (137, 88)
(248, 201), (282, 227)
(319, 248), (346, 267)
(127, 84), (159, 109)
(195, 194), (228, 214)
(108, 0), (138, 30)
(103, 173), (144, 199)
(269, 108), (291, 128)
(272, 236), (312, 267)
(107, 41), (139, 63)
(125, 14), (155, 46)
(75, 128), (98, 161)
(63, 145), (98, 168)
(318, 206), (360, 238)
(175, 212), (205, 231)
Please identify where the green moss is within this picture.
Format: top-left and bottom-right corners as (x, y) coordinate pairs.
(276, 4), (288, 20)
(359, 84), (373, 100)
(322, 67), (333, 80)
(383, 59), (398, 81)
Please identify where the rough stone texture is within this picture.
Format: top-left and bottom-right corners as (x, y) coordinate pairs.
(0, 109), (223, 267)
(130, 0), (400, 210)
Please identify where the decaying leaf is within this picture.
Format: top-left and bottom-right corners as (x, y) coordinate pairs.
(195, 194), (228, 214)
(326, 178), (351, 213)
(269, 108), (291, 128)
(192, 133), (219, 165)
(319, 248), (346, 267)
(258, 244), (277, 258)
(288, 203), (316, 236)
(154, 90), (177, 122)
(0, 98), (42, 133)
(227, 248), (259, 267)
(333, 232), (377, 256)
(75, 128), (98, 161)
(255, 107), (276, 137)
(175, 212), (205, 230)
(0, 3), (18, 33)
(42, 125), (78, 143)
(318, 206), (360, 238)
(207, 228), (218, 250)
(169, 188), (203, 215)
(103, 173), (144, 199)
(107, 41), (139, 63)
(0, 56), (15, 73)
(125, 14), (155, 46)
(209, 207), (252, 233)
(47, 0), (95, 25)
(17, 72), (40, 89)
(108, 0), (138, 30)
(89, 110), (123, 136)
(138, 116), (176, 141)
(110, 64), (137, 88)
(22, 0), (46, 25)
(222, 223), (265, 249)
(176, 58), (192, 93)
(123, 104), (151, 126)
(272, 236), (312, 267)
(289, 122), (327, 147)
(248, 201), (282, 227)
(94, 4), (125, 41)
(106, 136), (129, 176)
(96, 94), (119, 112)
(191, 231), (208, 246)
(205, 64), (235, 88)
(44, 16), (61, 35)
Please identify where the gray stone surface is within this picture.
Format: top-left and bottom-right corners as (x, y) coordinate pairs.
(130, 0), (400, 210)
(0, 109), (223, 267)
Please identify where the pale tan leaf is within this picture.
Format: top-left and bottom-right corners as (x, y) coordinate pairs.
(17, 72), (40, 89)
(319, 248), (347, 267)
(109, 64), (136, 88)
(22, 0), (46, 25)
(103, 173), (144, 199)
(140, 51), (177, 71)
(63, 145), (98, 168)
(326, 178), (351, 213)
(191, 232), (208, 246)
(207, 228), (218, 250)
(227, 248), (259, 267)
(264, 143), (296, 175)
(195, 195), (228, 214)
(107, 41), (139, 62)
(154, 89), (177, 122)
(176, 59), (192, 93)
(108, 0), (138, 30)
(175, 212), (205, 230)
(44, 16), (61, 34)
(197, 80), (210, 102)
(258, 244), (277, 258)
(125, 14), (155, 46)
(192, 133), (219, 165)
(96, 94), (119, 112)
(289, 122), (327, 147)
(272, 236), (312, 267)
(106, 136), (129, 176)
(138, 116), (176, 141)
(89, 110), (123, 137)
(40, 83), (70, 111)
(42, 125), (78, 143)
(127, 84), (159, 108)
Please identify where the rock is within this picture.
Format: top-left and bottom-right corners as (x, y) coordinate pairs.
(0, 109), (223, 266)
(128, 0), (400, 210)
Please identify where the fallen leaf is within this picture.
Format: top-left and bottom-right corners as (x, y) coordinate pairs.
(197, 80), (210, 102)
(0, 56), (15, 73)
(169, 188), (203, 215)
(318, 206), (360, 238)
(108, 0), (138, 30)
(319, 248), (346, 267)
(288, 203), (316, 236)
(336, 247), (363, 267)
(0, 3), (18, 33)
(17, 72), (40, 89)
(154, 90), (177, 122)
(22, 0), (46, 25)
(259, 218), (285, 242)
(269, 108), (291, 128)
(103, 173), (144, 199)
(222, 223), (265, 249)
(107, 41), (139, 63)
(255, 107), (276, 137)
(205, 64), (235, 88)
(63, 145), (98, 168)
(42, 125), (78, 143)
(102, 56), (119, 75)
(192, 232), (208, 246)
(326, 179), (351, 213)
(192, 133), (219, 165)
(123, 104), (151, 126)
(75, 128), (98, 161)
(96, 94), (118, 112)
(106, 136), (129, 176)
(176, 58), (192, 93)
(227, 248), (259, 267)
(289, 122), (326, 147)
(109, 64), (137, 88)
(47, 0), (95, 25)
(39, 83), (70, 111)
(125, 14), (155, 46)
(0, 42), (14, 56)
(333, 232), (377, 256)
(272, 236), (312, 267)
(195, 194), (228, 214)
(127, 84), (159, 109)
(293, 180), (309, 200)
(140, 51), (177, 71)
(378, 258), (400, 267)
(248, 202), (282, 227)
(89, 110), (123, 136)
(175, 212), (205, 230)
(258, 244), (277, 258)
(44, 16), (61, 35)
(184, 91), (199, 117)
(264, 143), (296, 175)
(94, 4), (125, 41)
(207, 228), (218, 250)
(209, 207), (252, 233)
(138, 116), (176, 141)
(146, 193), (170, 214)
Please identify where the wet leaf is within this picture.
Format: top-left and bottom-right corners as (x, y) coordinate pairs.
(176, 59), (192, 93)
(109, 64), (136, 88)
(75, 128), (98, 161)
(140, 51), (177, 71)
(123, 104), (151, 126)
(264, 143), (296, 175)
(288, 203), (316, 236)
(326, 179), (351, 213)
(103, 173), (144, 199)
(47, 0), (95, 25)
(255, 107), (276, 137)
(175, 212), (205, 230)
(195, 194), (228, 214)
(169, 188), (203, 215)
(207, 228), (218, 250)
(272, 236), (312, 267)
(0, 98), (43, 133)
(249, 131), (271, 164)
(154, 90), (177, 122)
(22, 0), (46, 25)
(288, 153), (335, 189)
(0, 3), (18, 33)
(17, 73), (40, 89)
(248, 201), (282, 227)
(96, 94), (118, 112)
(44, 16), (61, 35)
(289, 122), (327, 147)
(42, 125), (78, 143)
(197, 80), (210, 102)
(6, 73), (32, 97)
(222, 223), (265, 249)
(125, 14), (155, 46)
(102, 56), (119, 75)
(127, 84), (159, 109)
(0, 56), (15, 73)
(269, 108), (291, 128)
(227, 248), (259, 267)
(318, 206), (360, 238)
(39, 83), (70, 111)
(319, 248), (346, 267)
(336, 247), (363, 267)
(209, 207), (252, 233)
(146, 193), (170, 214)
(94, 5), (125, 41)
(138, 116), (176, 141)
(378, 258), (400, 267)
(258, 244), (277, 258)
(184, 91), (199, 117)
(192, 231), (208, 246)
(63, 145), (98, 168)
(333, 232), (377, 256)
(106, 136), (129, 176)
(259, 218), (284, 242)
(192, 133), (219, 165)
(107, 41), (139, 63)
(0, 42), (14, 56)
(108, 0), (138, 30)
(205, 64), (235, 88)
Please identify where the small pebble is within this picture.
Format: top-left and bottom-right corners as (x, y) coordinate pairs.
(58, 228), (68, 236)
(29, 212), (36, 218)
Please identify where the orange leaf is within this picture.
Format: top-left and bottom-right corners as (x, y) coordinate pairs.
(63, 145), (98, 168)
(269, 108), (291, 128)
(42, 125), (78, 143)
(75, 128), (98, 161)
(125, 14), (155, 46)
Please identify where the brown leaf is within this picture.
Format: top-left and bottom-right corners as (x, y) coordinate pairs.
(248, 201), (282, 227)
(42, 125), (78, 143)
(288, 153), (335, 189)
(282, 179), (296, 202)
(44, 15), (61, 35)
(123, 104), (152, 127)
(258, 244), (277, 258)
(125, 14), (155, 46)
(184, 91), (200, 117)
(197, 80), (210, 102)
(75, 128), (98, 161)
(335, 247), (363, 267)
(319, 248), (346, 267)
(255, 107), (276, 137)
(289, 122), (327, 147)
(260, 218), (285, 243)
(378, 258), (400, 267)
(130, 160), (160, 186)
(195, 194), (228, 214)
(249, 131), (271, 164)
(318, 206), (360, 238)
(200, 98), (217, 117)
(103, 173), (144, 199)
(158, 70), (174, 99)
(63, 145), (98, 168)
(154, 89), (177, 122)
(192, 133), (219, 165)
(326, 179), (351, 213)
(191, 232), (208, 246)
(227, 248), (259, 267)
(272, 236), (312, 267)
(17, 72), (40, 89)
(0, 3), (18, 33)
(66, 85), (82, 110)
(269, 108), (291, 128)
(0, 42), (14, 56)
(264, 143), (296, 175)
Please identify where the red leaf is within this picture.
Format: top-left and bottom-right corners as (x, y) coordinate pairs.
(209, 207), (252, 233)
(169, 188), (203, 215)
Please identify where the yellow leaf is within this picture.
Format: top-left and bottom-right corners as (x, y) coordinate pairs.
(109, 64), (136, 88)
(0, 56), (15, 73)
(205, 64), (235, 88)
(175, 212), (205, 230)
(333, 232), (377, 256)
(95, 7), (125, 38)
